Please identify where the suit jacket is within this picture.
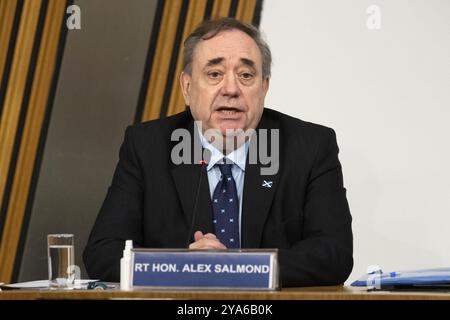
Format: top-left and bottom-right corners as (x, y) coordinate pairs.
(83, 108), (353, 287)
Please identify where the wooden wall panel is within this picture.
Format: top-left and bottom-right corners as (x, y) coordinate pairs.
(0, 0), (18, 86)
(166, 0), (208, 116)
(236, 0), (257, 23)
(0, 0), (42, 217)
(0, 0), (68, 283)
(211, 0), (232, 19)
(141, 0), (184, 121)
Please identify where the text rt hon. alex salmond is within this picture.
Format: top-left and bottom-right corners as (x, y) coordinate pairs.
(83, 18), (353, 287)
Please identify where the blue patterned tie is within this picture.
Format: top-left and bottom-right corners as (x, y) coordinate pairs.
(212, 163), (240, 248)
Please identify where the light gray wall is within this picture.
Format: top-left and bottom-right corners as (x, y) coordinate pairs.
(19, 0), (158, 281)
(260, 0), (450, 283)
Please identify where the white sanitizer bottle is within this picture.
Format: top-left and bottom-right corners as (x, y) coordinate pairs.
(120, 240), (133, 291)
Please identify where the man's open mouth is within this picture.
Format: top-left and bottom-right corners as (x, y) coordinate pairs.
(216, 107), (242, 115)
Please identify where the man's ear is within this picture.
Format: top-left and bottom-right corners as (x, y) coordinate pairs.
(180, 72), (191, 106)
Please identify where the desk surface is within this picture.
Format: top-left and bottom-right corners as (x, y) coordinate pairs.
(1, 286), (450, 300)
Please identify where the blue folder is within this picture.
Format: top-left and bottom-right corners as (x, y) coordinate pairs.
(352, 267), (450, 290)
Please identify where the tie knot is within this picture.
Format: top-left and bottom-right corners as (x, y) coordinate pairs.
(217, 163), (233, 176)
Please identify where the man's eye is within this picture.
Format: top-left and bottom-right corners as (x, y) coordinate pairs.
(208, 72), (221, 79)
(240, 72), (254, 80)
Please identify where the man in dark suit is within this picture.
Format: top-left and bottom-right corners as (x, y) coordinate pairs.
(83, 18), (353, 287)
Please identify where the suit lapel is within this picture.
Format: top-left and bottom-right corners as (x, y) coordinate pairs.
(171, 164), (213, 241)
(170, 115), (213, 243)
(241, 112), (281, 248)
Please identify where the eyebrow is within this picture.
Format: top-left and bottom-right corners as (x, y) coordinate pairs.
(240, 58), (255, 69)
(204, 57), (256, 69)
(206, 57), (224, 67)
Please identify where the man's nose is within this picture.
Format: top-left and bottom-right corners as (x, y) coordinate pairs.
(221, 73), (240, 98)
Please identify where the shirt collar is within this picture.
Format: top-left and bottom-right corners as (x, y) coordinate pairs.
(198, 129), (249, 172)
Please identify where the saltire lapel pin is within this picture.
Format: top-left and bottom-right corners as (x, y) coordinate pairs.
(262, 180), (273, 188)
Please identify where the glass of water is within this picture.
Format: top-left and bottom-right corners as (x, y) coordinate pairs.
(47, 234), (75, 288)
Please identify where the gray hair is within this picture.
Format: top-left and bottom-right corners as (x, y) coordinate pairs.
(183, 18), (272, 79)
